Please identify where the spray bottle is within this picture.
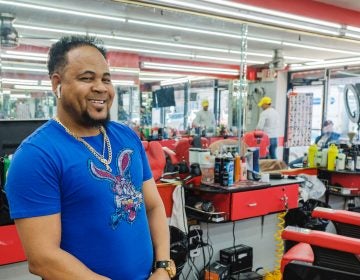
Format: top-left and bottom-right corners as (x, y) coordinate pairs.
(327, 144), (339, 171)
(308, 144), (318, 168)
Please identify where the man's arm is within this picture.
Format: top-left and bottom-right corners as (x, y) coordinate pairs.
(143, 178), (171, 279)
(15, 214), (110, 280)
(256, 111), (266, 130)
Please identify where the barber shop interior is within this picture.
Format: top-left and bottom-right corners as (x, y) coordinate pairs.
(1, 1), (360, 280)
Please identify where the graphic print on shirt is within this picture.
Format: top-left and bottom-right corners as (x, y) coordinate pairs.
(90, 149), (143, 229)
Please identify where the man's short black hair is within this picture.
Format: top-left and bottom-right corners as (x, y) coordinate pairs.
(47, 35), (107, 77)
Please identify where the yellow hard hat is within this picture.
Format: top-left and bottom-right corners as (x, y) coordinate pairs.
(202, 100), (209, 107)
(258, 96), (272, 107)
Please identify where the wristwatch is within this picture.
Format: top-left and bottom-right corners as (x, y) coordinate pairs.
(154, 259), (176, 278)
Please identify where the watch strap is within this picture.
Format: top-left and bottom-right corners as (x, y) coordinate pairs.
(155, 260), (170, 268)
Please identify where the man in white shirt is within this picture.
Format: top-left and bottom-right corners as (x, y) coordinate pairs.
(192, 99), (216, 133)
(256, 96), (280, 159)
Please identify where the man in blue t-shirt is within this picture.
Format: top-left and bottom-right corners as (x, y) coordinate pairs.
(5, 36), (173, 280)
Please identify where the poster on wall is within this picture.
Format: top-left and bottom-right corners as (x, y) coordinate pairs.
(287, 91), (313, 147)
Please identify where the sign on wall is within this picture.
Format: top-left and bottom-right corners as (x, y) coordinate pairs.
(286, 91), (313, 147)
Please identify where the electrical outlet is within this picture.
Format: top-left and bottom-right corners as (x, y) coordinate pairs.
(189, 248), (201, 257)
(188, 228), (204, 258)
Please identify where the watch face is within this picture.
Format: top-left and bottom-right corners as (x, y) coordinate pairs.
(156, 259), (176, 278)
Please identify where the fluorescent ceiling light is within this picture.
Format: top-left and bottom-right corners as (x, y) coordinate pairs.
(290, 60), (360, 71)
(5, 50), (48, 57)
(140, 72), (184, 77)
(14, 24), (85, 35)
(0, 0), (125, 22)
(96, 33), (229, 53)
(9, 94), (31, 99)
(1, 54), (47, 62)
(347, 26), (360, 32)
(201, 0), (341, 28)
(195, 54), (263, 64)
(2, 78), (38, 85)
(143, 62), (239, 75)
(282, 42), (358, 55)
(110, 67), (140, 74)
(112, 80), (135, 86)
(160, 76), (208, 86)
(14, 85), (52, 90)
(2, 66), (47, 73)
(15, 23), (352, 64)
(41, 80), (52, 86)
(148, 0), (339, 35)
(139, 77), (163, 81)
(106, 45), (194, 58)
(304, 57), (360, 66)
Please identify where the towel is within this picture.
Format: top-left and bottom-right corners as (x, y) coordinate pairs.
(169, 185), (188, 234)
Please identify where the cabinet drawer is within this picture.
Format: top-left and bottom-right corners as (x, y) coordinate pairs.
(266, 184), (299, 213)
(230, 189), (269, 220)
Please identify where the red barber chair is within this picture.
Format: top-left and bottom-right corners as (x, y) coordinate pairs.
(281, 207), (360, 279)
(281, 226), (360, 280)
(242, 130), (269, 158)
(311, 207), (360, 238)
(142, 141), (166, 182)
(164, 137), (209, 167)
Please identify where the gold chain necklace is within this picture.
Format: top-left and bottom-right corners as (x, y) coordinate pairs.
(54, 117), (112, 172)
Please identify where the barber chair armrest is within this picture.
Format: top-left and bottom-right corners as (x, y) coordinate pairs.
(312, 207), (360, 226)
(281, 243), (314, 273)
(282, 226), (360, 255)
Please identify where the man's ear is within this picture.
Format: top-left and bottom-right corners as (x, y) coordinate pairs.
(50, 74), (61, 97)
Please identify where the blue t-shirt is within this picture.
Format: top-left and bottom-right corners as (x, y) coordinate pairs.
(6, 120), (153, 280)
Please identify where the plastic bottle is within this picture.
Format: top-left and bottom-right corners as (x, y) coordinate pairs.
(315, 151), (323, 167)
(240, 157), (247, 181)
(221, 166), (229, 186)
(346, 156), (355, 171)
(336, 153), (346, 171)
(308, 144), (318, 168)
(234, 154), (241, 183)
(355, 151), (360, 171)
(320, 148), (328, 168)
(327, 144), (339, 171)
(214, 155), (222, 184)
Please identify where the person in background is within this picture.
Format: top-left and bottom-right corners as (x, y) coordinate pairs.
(5, 36), (173, 280)
(118, 105), (130, 123)
(256, 96), (280, 159)
(192, 99), (216, 134)
(314, 120), (340, 148)
(289, 120), (340, 168)
(35, 104), (45, 118)
(140, 105), (151, 126)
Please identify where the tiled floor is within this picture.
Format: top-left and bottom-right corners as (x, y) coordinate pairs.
(0, 262), (40, 280)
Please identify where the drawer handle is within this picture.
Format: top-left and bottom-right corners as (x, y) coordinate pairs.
(248, 203), (257, 207)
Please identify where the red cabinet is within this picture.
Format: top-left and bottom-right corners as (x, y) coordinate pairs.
(230, 184), (299, 221)
(0, 224), (26, 265)
(185, 181), (300, 222)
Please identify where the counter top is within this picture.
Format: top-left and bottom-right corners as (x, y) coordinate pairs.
(184, 177), (303, 193)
